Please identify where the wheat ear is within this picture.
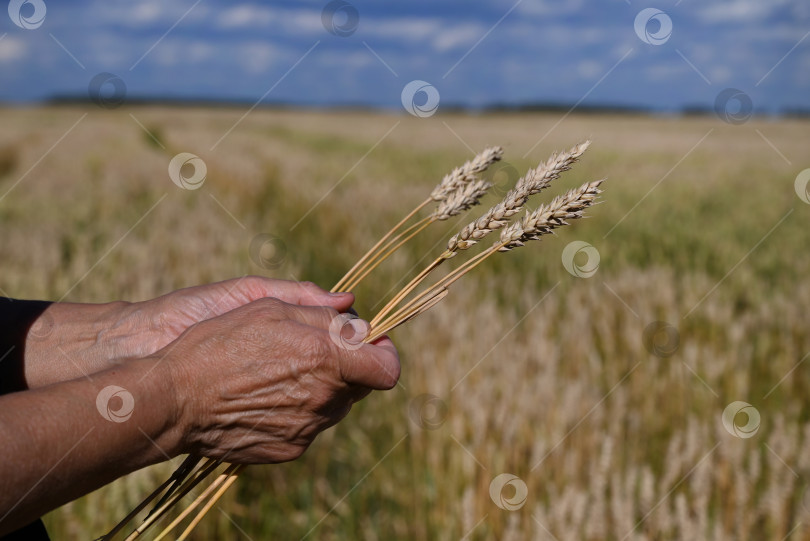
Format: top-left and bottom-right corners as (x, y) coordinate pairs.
(341, 177), (492, 291)
(447, 140), (590, 252)
(370, 141), (589, 328)
(332, 147), (502, 292)
(367, 179), (604, 342)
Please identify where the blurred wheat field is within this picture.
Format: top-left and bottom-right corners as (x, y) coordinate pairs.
(1, 105), (809, 540)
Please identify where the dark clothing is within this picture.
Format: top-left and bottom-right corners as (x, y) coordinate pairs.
(1, 519), (49, 541)
(0, 298), (53, 540)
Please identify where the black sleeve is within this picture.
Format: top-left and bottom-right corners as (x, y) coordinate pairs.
(0, 298), (53, 540)
(0, 519), (50, 541)
(0, 298), (52, 395)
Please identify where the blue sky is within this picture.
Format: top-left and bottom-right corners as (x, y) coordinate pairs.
(1, 0), (808, 112)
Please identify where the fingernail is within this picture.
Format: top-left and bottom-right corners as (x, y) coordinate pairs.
(328, 291), (350, 296)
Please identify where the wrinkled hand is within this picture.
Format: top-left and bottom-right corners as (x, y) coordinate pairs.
(23, 277), (351, 388)
(158, 297), (400, 463)
(123, 277), (353, 357)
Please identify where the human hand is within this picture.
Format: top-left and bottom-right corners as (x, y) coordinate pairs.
(120, 277), (356, 357)
(22, 277), (355, 389)
(155, 297), (400, 463)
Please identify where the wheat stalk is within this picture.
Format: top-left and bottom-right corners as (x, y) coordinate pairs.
(104, 142), (604, 541)
(175, 465), (243, 541)
(332, 146), (502, 292)
(497, 179), (603, 251)
(118, 459), (222, 540)
(366, 179), (604, 342)
(152, 464), (243, 541)
(447, 140), (590, 252)
(340, 177), (493, 291)
(370, 141), (590, 329)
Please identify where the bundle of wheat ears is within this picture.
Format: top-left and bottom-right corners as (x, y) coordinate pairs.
(100, 141), (604, 540)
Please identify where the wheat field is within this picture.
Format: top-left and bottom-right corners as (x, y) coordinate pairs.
(1, 105), (809, 540)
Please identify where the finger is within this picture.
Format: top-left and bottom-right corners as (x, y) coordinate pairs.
(368, 335), (397, 355)
(165, 278), (355, 320)
(334, 340), (401, 390)
(269, 302), (369, 335)
(239, 277), (354, 310)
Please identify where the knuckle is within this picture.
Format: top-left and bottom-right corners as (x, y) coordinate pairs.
(320, 305), (340, 322)
(255, 296), (289, 316)
(242, 275), (271, 294)
(298, 281), (324, 297)
(259, 296), (284, 307)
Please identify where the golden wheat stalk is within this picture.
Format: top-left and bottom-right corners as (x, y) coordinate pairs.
(366, 179), (603, 342)
(447, 140), (590, 252)
(370, 141), (590, 329)
(104, 142), (603, 541)
(340, 177), (492, 291)
(151, 464), (244, 541)
(174, 465), (243, 541)
(104, 458), (220, 541)
(332, 146), (502, 292)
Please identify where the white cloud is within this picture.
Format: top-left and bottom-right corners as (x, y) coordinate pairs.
(432, 23), (485, 52)
(708, 65), (733, 84)
(216, 6), (322, 34)
(577, 59), (602, 79)
(320, 49), (374, 70)
(87, 0), (190, 28)
(149, 39), (216, 68)
(0, 36), (27, 63)
(284, 9), (324, 34)
(239, 42), (280, 73)
(187, 41), (217, 63)
(130, 2), (163, 24)
(218, 5), (276, 28)
(363, 17), (443, 43)
(696, 0), (791, 23)
(516, 0), (585, 16)
(646, 62), (689, 82)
